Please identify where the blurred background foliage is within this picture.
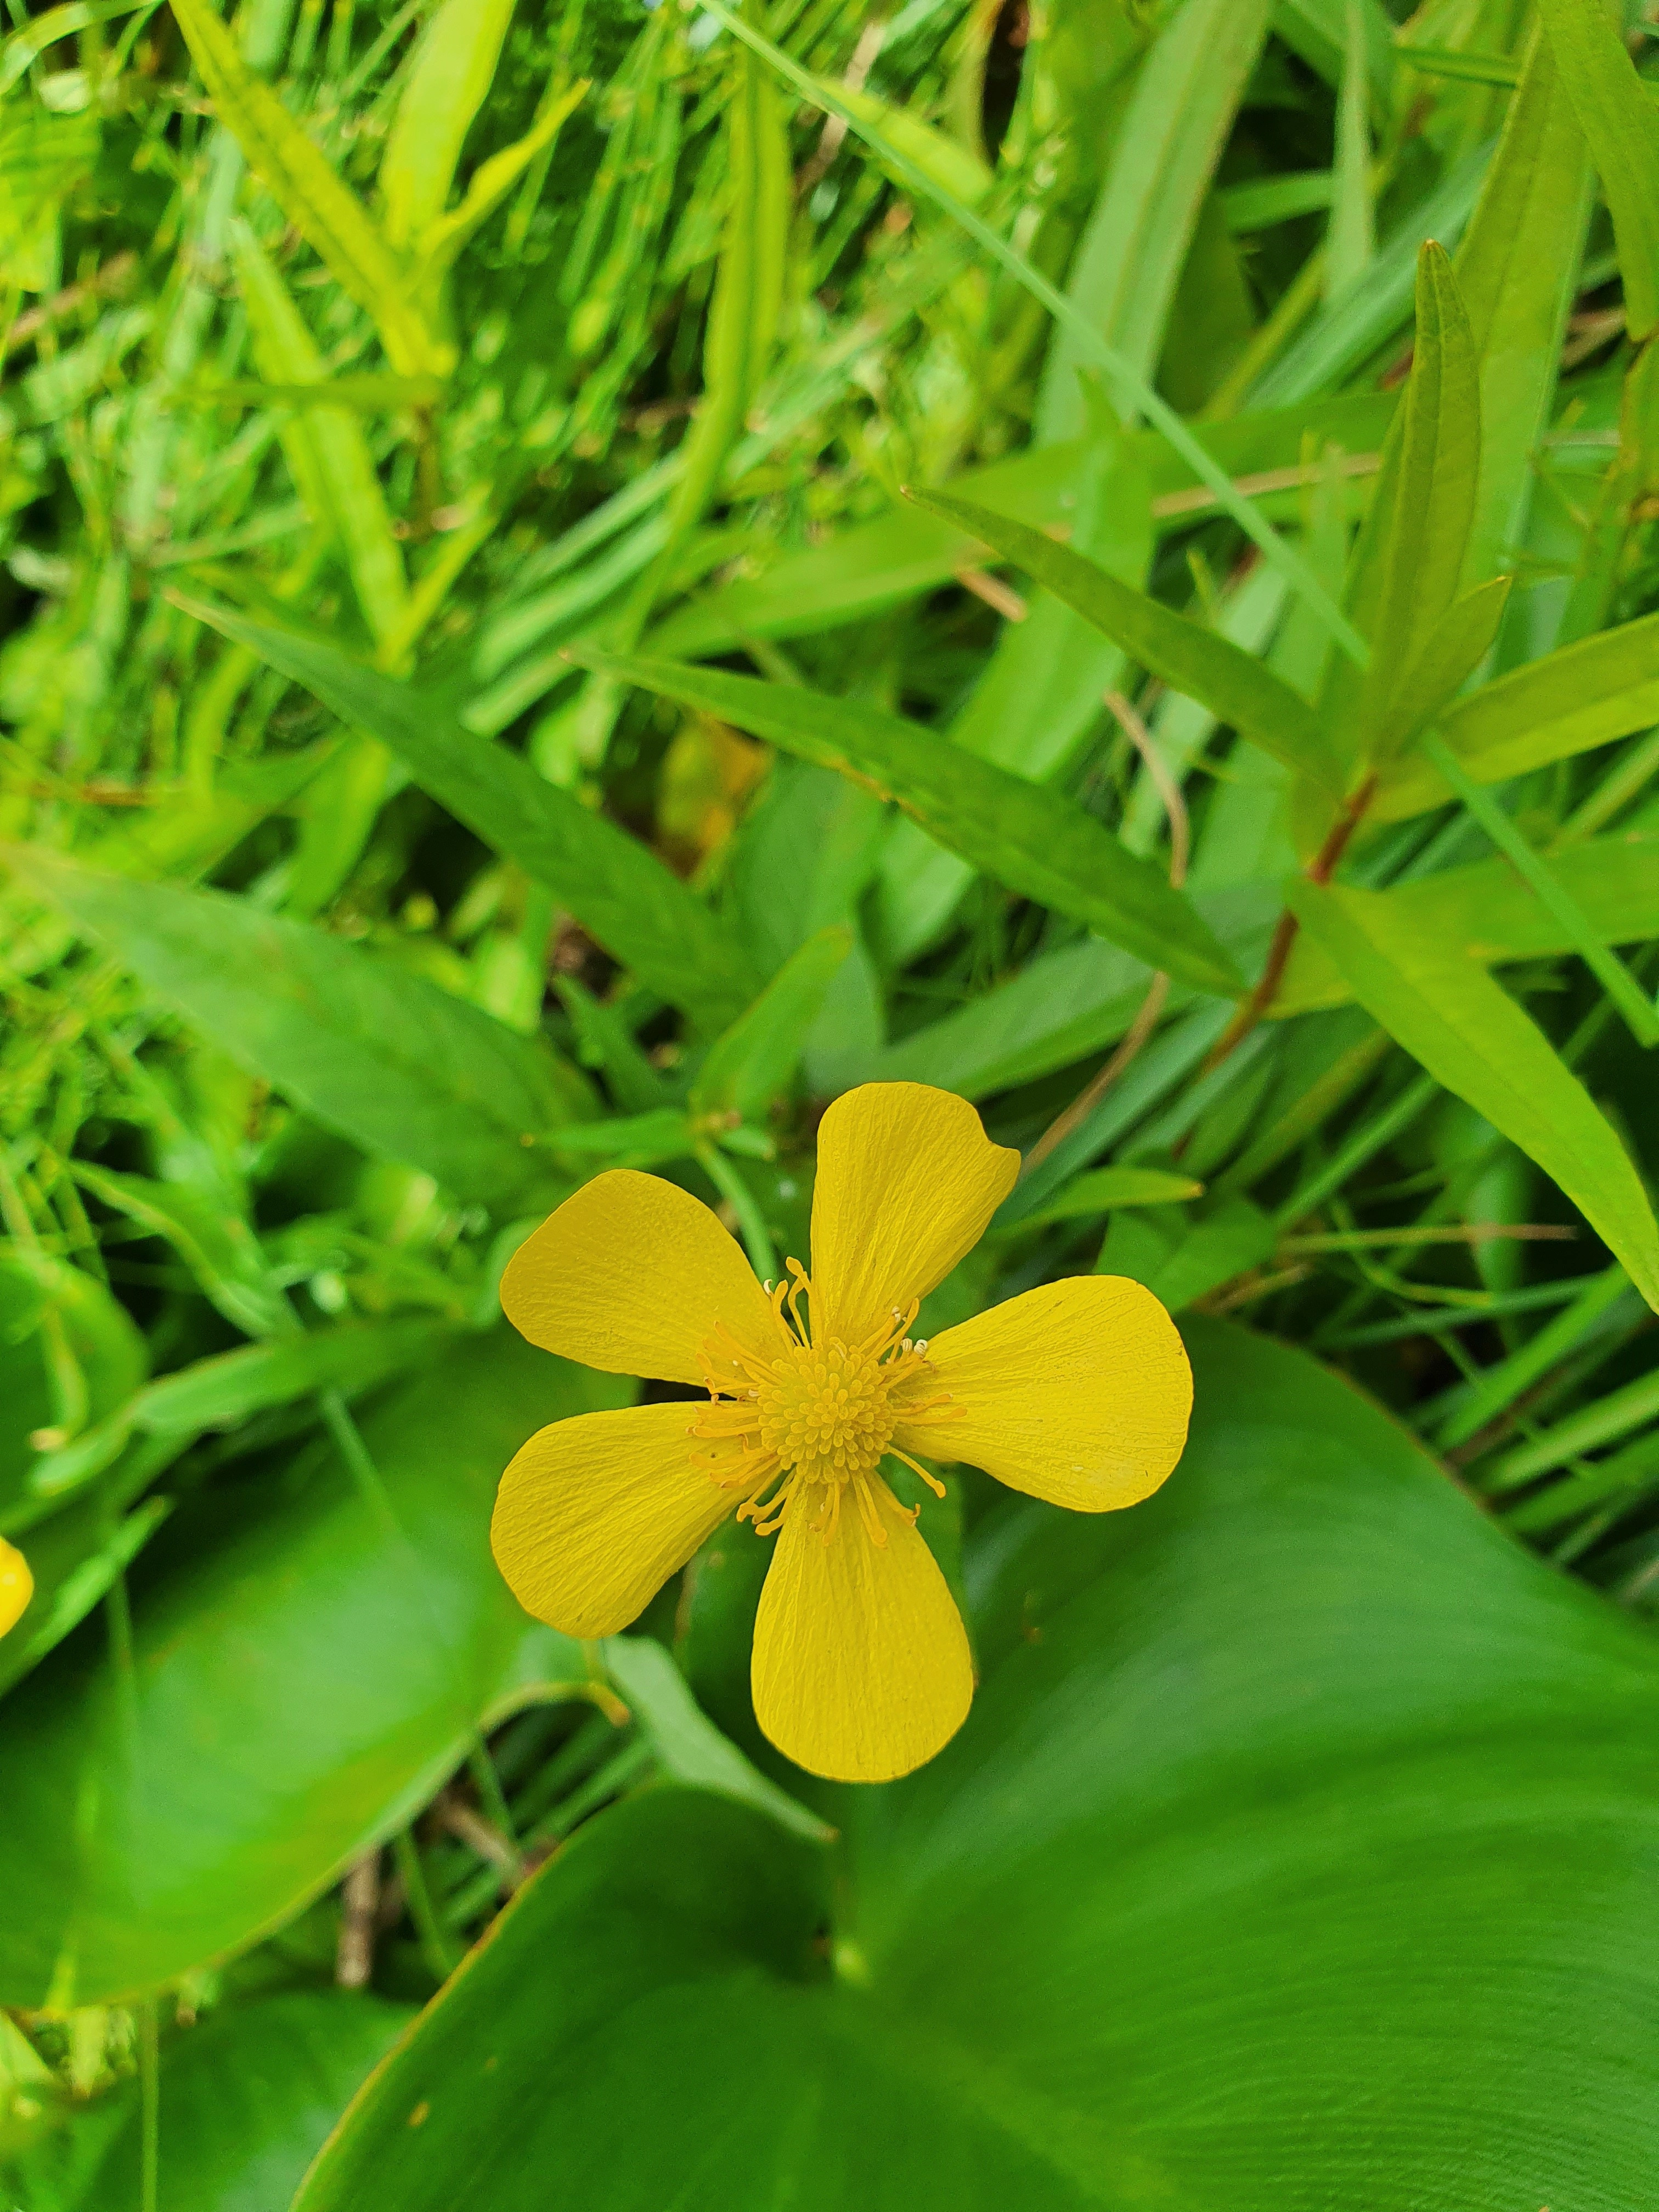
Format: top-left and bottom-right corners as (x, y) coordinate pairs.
(1, 0), (1657, 2202)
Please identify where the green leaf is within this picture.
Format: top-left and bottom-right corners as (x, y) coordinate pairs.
(0, 1494), (171, 1701)
(0, 1331), (619, 2006)
(572, 650), (1243, 996)
(68, 1160), (290, 1340)
(1374, 607), (1659, 819)
(171, 597), (761, 1035)
(909, 487), (1342, 793)
(1348, 243), (1483, 764)
(228, 222), (410, 654)
(130, 1319), (457, 1435)
(1035, 0), (1273, 437)
(0, 1251), (147, 1521)
(1367, 574), (1511, 762)
(1285, 876), (1659, 1312)
(4, 847), (579, 1211)
(1454, 21), (1593, 586)
(690, 927), (851, 1126)
(51, 1992), (414, 2210)
(1277, 828), (1659, 1012)
(648, 394), (1396, 662)
(379, 0), (515, 251)
(601, 1637), (832, 1846)
(1536, 0), (1659, 339)
(1008, 1165), (1206, 1229)
(167, 0), (445, 378)
(291, 1322), (1659, 2209)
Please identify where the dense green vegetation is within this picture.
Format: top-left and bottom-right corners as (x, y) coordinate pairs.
(2, 0), (1657, 2202)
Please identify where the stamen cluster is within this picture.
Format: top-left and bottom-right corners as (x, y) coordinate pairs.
(689, 1259), (957, 1548)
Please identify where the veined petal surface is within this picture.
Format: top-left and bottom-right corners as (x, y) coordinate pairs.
(501, 1170), (777, 1386)
(0, 1539), (30, 1638)
(492, 1402), (733, 1639)
(808, 1084), (1018, 1344)
(903, 1275), (1190, 1512)
(752, 1479), (973, 1782)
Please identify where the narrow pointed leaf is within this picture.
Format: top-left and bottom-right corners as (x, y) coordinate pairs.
(171, 596), (762, 1033)
(4, 848), (580, 1210)
(1537, 0), (1659, 339)
(909, 487), (1342, 793)
(1285, 877), (1659, 1312)
(168, 0), (444, 376)
(1370, 575), (1511, 761)
(573, 650), (1243, 996)
(690, 926), (851, 1125)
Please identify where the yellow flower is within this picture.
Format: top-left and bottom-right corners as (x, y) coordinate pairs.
(492, 1082), (1190, 1783)
(0, 1537), (32, 1639)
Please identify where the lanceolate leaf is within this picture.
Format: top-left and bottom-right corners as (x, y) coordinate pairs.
(1350, 244), (1483, 764)
(1277, 829), (1659, 1013)
(690, 927), (852, 1125)
(574, 650), (1243, 996)
(909, 488), (1342, 793)
(1536, 0), (1659, 340)
(1286, 877), (1659, 1312)
(291, 1323), (1659, 2210)
(1368, 574), (1511, 761)
(1453, 20), (1592, 585)
(172, 597), (762, 1033)
(1374, 607), (1659, 819)
(168, 0), (444, 377)
(4, 848), (583, 1210)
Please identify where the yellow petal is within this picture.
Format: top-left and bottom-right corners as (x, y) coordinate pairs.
(501, 1169), (777, 1386)
(752, 1478), (973, 1783)
(808, 1084), (1018, 1342)
(0, 1538), (31, 1638)
(899, 1274), (1190, 1512)
(492, 1402), (733, 1638)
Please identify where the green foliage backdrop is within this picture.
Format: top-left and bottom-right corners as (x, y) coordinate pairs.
(1, 0), (1657, 2202)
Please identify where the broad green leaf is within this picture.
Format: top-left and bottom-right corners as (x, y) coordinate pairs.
(380, 0), (516, 251)
(4, 848), (582, 1211)
(1374, 608), (1659, 819)
(0, 1331), (619, 2006)
(1367, 574), (1511, 762)
(168, 0), (445, 377)
(228, 222), (409, 653)
(1036, 0), (1272, 440)
(1454, 21), (1593, 586)
(690, 927), (851, 1126)
(648, 394), (1396, 661)
(1285, 877), (1659, 1312)
(601, 1637), (832, 1846)
(292, 1322), (1659, 2210)
(0, 1493), (171, 1701)
(55, 1992), (415, 2212)
(910, 488), (1342, 792)
(1277, 828), (1659, 1012)
(172, 597), (761, 1035)
(0, 1252), (147, 1522)
(1348, 244), (1482, 765)
(1100, 1193), (1276, 1312)
(1536, 0), (1659, 338)
(573, 650), (1243, 996)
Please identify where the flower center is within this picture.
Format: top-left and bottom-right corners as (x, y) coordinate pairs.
(687, 1259), (959, 1548)
(753, 1338), (897, 1489)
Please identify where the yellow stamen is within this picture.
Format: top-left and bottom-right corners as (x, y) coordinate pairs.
(690, 1259), (956, 1545)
